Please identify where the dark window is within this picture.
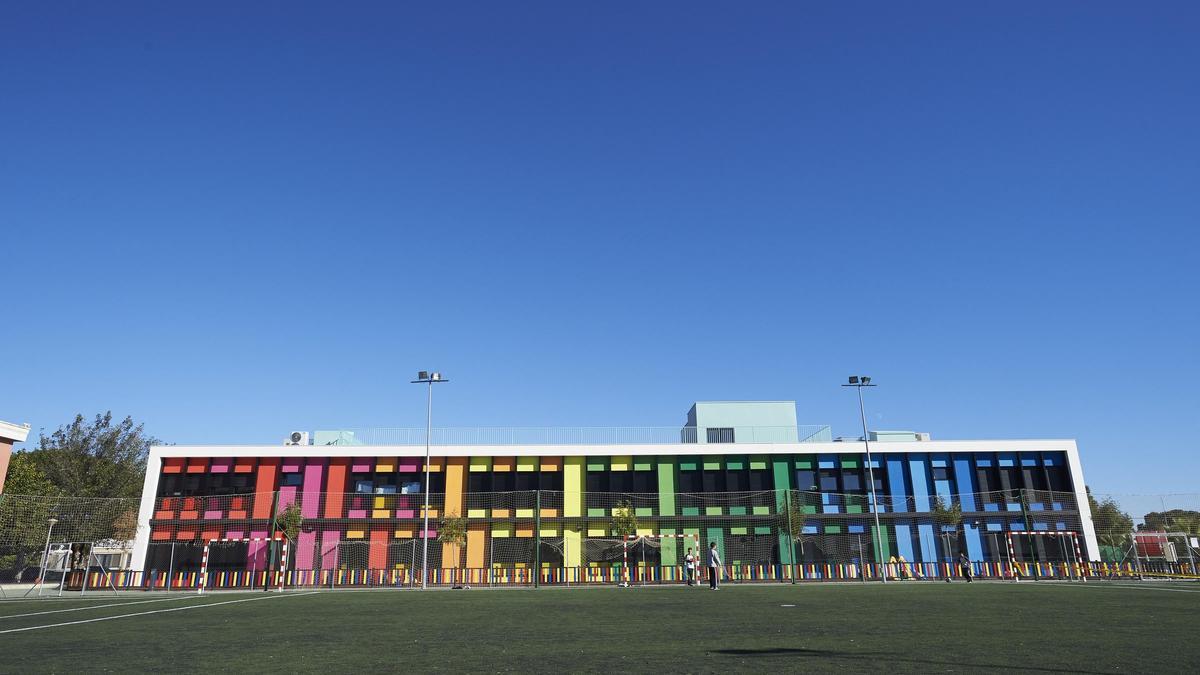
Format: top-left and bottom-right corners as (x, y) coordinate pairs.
(492, 472), (515, 492)
(515, 472), (537, 491)
(1045, 465), (1069, 493)
(632, 471), (655, 493)
(706, 428), (735, 443)
(281, 473), (304, 487)
(586, 471), (608, 492)
(842, 470), (863, 492)
(748, 470), (770, 491)
(725, 469), (746, 492)
(932, 467), (950, 482)
(539, 471), (564, 491)
(819, 470), (838, 492)
(609, 472), (633, 493)
(795, 470), (817, 492)
(468, 473), (489, 493)
(677, 471), (701, 493)
(702, 470), (724, 493)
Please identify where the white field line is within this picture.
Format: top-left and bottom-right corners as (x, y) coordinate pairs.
(0, 592), (319, 635)
(0, 595), (205, 620)
(1069, 583), (1200, 594)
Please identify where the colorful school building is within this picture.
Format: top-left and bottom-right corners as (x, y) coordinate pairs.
(131, 401), (1100, 586)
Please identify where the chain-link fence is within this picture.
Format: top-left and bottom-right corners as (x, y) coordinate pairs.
(2, 489), (1198, 594)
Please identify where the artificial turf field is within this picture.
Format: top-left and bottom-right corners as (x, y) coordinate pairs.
(1, 582), (1198, 673)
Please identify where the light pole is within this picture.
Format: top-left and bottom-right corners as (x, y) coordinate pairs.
(411, 371), (449, 590)
(843, 376), (886, 583)
(38, 517), (59, 597)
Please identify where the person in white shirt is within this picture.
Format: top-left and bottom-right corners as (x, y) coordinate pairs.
(708, 542), (721, 590)
(684, 547), (696, 586)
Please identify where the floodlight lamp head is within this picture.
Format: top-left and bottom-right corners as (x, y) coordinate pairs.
(861, 376), (871, 385)
(418, 371), (429, 380)
(848, 376), (859, 384)
(431, 372), (442, 381)
(48, 517), (58, 526)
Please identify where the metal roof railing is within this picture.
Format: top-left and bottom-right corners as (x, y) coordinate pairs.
(312, 425), (833, 447)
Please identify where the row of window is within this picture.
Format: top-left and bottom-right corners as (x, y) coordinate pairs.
(159, 453), (1074, 498)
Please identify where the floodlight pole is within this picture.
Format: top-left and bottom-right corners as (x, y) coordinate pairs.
(412, 372), (449, 590)
(844, 378), (886, 583)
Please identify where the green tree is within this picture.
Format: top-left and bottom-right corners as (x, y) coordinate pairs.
(274, 502), (304, 542)
(31, 412), (158, 498)
(776, 490), (808, 568)
(610, 500), (639, 584)
(438, 513), (468, 583)
(1087, 487), (1134, 560)
(931, 496), (963, 562)
(0, 454), (61, 580)
(1140, 510), (1200, 535)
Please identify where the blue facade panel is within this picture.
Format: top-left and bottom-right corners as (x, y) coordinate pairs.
(887, 457), (908, 513)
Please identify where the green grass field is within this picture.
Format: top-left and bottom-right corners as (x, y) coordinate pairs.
(1, 582), (1198, 673)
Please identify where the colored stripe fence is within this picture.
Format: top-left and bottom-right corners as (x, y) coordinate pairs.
(80, 561), (1195, 591)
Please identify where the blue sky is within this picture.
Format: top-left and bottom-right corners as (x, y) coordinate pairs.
(2, 2), (1197, 496)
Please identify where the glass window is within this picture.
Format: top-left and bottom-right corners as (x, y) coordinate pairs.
(585, 471), (607, 492)
(702, 470), (724, 493)
(610, 472), (633, 493)
(748, 470), (770, 491)
(515, 472), (537, 491)
(819, 470), (838, 492)
(795, 470), (817, 492)
(468, 473), (489, 493)
(842, 470), (863, 492)
(492, 472), (514, 492)
(355, 480), (373, 494)
(677, 471), (701, 493)
(631, 471), (654, 493)
(725, 469), (746, 492)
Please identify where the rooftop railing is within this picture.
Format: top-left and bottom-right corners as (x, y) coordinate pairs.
(311, 425), (833, 446)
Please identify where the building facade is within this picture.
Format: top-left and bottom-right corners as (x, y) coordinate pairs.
(131, 402), (1099, 585)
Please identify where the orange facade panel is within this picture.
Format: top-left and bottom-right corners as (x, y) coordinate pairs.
(492, 456), (515, 472)
(252, 458), (280, 519)
(234, 457), (256, 474)
(162, 457), (185, 474)
(186, 457), (209, 474)
(324, 458), (349, 519)
(539, 456), (562, 472)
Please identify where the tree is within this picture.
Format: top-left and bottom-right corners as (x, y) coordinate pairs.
(931, 496), (963, 562)
(1087, 487), (1134, 560)
(31, 412), (158, 498)
(1140, 510), (1200, 535)
(776, 490), (808, 572)
(0, 455), (59, 581)
(438, 513), (468, 584)
(610, 500), (639, 584)
(274, 503), (304, 542)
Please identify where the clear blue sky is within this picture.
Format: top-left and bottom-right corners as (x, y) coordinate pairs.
(2, 2), (1197, 496)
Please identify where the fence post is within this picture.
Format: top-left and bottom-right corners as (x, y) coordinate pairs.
(1131, 528), (1143, 579)
(166, 542), (175, 592)
(534, 490), (541, 588)
(265, 491), (280, 592)
(784, 489), (795, 584)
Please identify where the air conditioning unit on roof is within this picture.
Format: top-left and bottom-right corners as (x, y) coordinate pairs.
(285, 431), (309, 446)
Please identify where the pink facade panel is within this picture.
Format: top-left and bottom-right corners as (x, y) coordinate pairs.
(281, 458), (303, 473)
(296, 530), (317, 569)
(301, 460), (326, 519)
(321, 531), (340, 569)
(396, 458), (420, 472)
(248, 530), (268, 569)
(209, 458), (233, 473)
(351, 457), (373, 473)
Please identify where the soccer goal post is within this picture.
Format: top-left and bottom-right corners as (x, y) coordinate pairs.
(1004, 530), (1084, 580)
(199, 537), (289, 595)
(622, 533), (700, 586)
